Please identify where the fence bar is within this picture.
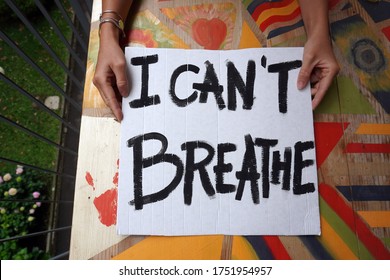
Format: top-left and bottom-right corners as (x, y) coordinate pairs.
(34, 0), (86, 71)
(4, 0), (84, 91)
(0, 74), (80, 134)
(68, 0), (91, 36)
(0, 198), (73, 204)
(50, 251), (70, 260)
(0, 157), (75, 179)
(53, 0), (88, 53)
(84, 0), (93, 17)
(0, 226), (72, 243)
(0, 115), (78, 157)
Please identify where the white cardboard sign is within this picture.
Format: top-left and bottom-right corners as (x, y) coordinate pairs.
(118, 47), (320, 236)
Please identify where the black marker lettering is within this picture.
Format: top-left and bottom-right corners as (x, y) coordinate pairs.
(169, 64), (200, 107)
(127, 132), (184, 210)
(255, 138), (278, 198)
(193, 60), (226, 110)
(293, 141), (315, 195)
(213, 143), (237, 194)
(129, 55), (161, 108)
(268, 60), (302, 113)
(261, 55), (267, 69)
(226, 60), (256, 111)
(235, 135), (260, 204)
(181, 141), (216, 205)
(271, 148), (292, 190)
(255, 138), (278, 199)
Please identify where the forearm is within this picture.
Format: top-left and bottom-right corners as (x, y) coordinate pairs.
(298, 0), (330, 43)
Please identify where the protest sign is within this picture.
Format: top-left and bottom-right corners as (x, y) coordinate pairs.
(117, 47), (320, 235)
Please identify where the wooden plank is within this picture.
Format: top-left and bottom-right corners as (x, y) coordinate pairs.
(70, 116), (125, 259)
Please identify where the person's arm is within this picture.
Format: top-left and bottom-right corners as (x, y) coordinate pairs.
(297, 0), (340, 109)
(93, 0), (133, 121)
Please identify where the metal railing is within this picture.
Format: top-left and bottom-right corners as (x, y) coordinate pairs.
(0, 0), (92, 259)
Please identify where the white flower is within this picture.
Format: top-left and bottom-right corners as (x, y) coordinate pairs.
(3, 173), (12, 182)
(8, 188), (17, 196)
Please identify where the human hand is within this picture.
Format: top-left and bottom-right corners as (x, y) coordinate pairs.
(93, 24), (129, 121)
(297, 36), (340, 110)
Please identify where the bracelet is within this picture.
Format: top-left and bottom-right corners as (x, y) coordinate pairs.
(99, 17), (125, 38)
(101, 10), (124, 22)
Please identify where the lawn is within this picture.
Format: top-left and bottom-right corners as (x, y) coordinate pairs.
(0, 2), (72, 173)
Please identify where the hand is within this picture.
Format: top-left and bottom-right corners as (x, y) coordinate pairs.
(297, 37), (340, 110)
(93, 24), (129, 121)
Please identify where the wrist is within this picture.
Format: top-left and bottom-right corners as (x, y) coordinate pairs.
(306, 31), (332, 48)
(99, 22), (121, 41)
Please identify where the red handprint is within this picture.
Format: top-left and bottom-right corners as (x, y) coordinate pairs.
(85, 160), (119, 227)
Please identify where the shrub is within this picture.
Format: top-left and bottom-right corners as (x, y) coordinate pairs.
(0, 166), (50, 259)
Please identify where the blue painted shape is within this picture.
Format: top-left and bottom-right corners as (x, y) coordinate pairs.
(247, 0), (283, 14)
(374, 91), (390, 113)
(244, 236), (275, 260)
(357, 0), (390, 23)
(336, 185), (390, 201)
(299, 236), (333, 260)
(268, 20), (304, 39)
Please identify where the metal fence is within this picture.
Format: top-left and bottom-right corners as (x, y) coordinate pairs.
(0, 0), (92, 259)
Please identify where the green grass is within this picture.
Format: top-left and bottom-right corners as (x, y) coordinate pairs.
(0, 4), (72, 173)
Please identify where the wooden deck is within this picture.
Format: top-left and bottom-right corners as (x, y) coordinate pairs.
(70, 0), (390, 260)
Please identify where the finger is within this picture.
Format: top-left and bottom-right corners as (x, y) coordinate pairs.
(311, 82), (320, 96)
(112, 60), (129, 98)
(297, 60), (314, 90)
(311, 75), (335, 110)
(100, 85), (124, 121)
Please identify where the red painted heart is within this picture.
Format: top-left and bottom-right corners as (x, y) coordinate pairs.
(192, 18), (227, 50)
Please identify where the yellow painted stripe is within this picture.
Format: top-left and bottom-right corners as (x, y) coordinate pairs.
(319, 217), (358, 260)
(112, 236), (224, 260)
(256, 1), (299, 26)
(356, 124), (390, 135)
(358, 211), (390, 227)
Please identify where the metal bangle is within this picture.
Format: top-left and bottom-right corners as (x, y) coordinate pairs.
(100, 9), (124, 22)
(99, 17), (125, 38)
